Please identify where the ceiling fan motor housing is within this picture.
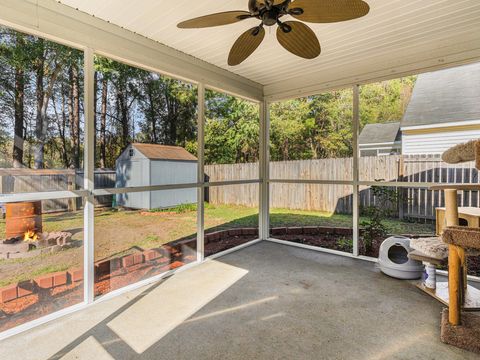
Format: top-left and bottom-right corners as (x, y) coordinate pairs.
(178, 0), (371, 66)
(260, 7), (281, 26)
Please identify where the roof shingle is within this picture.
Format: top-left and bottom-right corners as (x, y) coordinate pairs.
(402, 63), (480, 127)
(132, 143), (197, 161)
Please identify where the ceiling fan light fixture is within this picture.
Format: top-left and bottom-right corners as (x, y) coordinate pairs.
(178, 0), (370, 65)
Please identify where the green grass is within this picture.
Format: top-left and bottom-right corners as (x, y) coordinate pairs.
(0, 203), (434, 287)
(149, 203), (197, 214)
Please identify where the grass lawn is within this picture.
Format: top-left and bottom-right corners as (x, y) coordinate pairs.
(0, 203), (434, 287)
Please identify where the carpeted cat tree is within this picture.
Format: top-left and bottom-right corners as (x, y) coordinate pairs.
(437, 140), (480, 353)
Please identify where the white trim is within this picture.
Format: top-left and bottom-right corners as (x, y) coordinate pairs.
(83, 47), (95, 304)
(0, 302), (87, 342)
(266, 238), (378, 263)
(352, 85), (360, 257)
(259, 100), (270, 240)
(359, 141), (402, 147)
(197, 84), (205, 262)
(401, 119), (480, 131)
(0, 0), (263, 102)
(0, 190), (88, 203)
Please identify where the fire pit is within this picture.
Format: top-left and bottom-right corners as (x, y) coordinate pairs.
(1, 201), (73, 259)
(1, 231), (74, 259)
(5, 201), (42, 239)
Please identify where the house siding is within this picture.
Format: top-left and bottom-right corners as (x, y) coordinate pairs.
(402, 128), (480, 155)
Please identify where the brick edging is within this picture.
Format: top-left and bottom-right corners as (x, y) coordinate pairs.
(0, 226), (354, 304)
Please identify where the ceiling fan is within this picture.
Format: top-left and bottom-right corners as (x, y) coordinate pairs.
(178, 0), (370, 66)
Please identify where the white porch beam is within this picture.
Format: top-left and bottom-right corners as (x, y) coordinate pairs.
(0, 0), (264, 102)
(197, 83), (205, 262)
(83, 48), (95, 304)
(259, 100), (270, 240)
(352, 85), (360, 257)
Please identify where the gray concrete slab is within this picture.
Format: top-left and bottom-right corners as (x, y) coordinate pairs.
(0, 241), (478, 359)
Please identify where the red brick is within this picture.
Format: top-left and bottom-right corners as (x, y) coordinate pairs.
(53, 272), (68, 287)
(0, 285), (18, 303)
(242, 228), (258, 236)
(68, 269), (83, 282)
(286, 227), (303, 235)
(143, 249), (161, 262)
(271, 227), (287, 236)
(17, 281), (34, 298)
(35, 275), (54, 289)
(122, 254), (135, 267)
(170, 261), (184, 270)
(95, 260), (111, 275)
(334, 227), (353, 236)
(303, 226), (319, 235)
(318, 227), (335, 234)
(110, 258), (122, 271)
(156, 256), (169, 264)
(133, 253), (144, 265)
(228, 229), (242, 236)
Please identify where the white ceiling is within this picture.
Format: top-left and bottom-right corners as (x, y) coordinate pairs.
(57, 0), (480, 97)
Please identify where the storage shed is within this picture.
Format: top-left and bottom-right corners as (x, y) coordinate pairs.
(115, 143), (197, 210)
(359, 122), (402, 156)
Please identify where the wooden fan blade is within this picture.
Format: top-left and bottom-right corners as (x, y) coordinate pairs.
(290, 0), (370, 23)
(276, 21), (320, 59)
(178, 11), (251, 28)
(228, 27), (265, 66)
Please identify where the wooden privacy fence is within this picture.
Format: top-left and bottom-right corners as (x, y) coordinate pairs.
(205, 155), (480, 221)
(2, 155), (479, 219)
(0, 169), (116, 213)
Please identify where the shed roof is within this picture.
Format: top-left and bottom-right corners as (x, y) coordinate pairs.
(132, 143), (197, 162)
(358, 122), (401, 145)
(401, 63), (480, 128)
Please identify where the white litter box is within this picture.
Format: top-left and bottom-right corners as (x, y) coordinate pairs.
(378, 236), (424, 280)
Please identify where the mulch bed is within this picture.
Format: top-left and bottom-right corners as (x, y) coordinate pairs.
(274, 233), (352, 253)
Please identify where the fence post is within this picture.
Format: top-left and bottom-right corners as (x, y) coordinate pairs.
(398, 156), (405, 220)
(68, 172), (78, 212)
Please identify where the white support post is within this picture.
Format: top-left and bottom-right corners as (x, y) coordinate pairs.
(197, 83), (205, 262)
(259, 99), (270, 240)
(352, 84), (360, 257)
(83, 48), (95, 303)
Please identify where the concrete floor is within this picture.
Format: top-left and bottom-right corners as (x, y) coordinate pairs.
(0, 241), (478, 359)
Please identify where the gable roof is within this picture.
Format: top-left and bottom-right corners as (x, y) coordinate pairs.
(358, 122), (401, 145)
(132, 143), (197, 162)
(401, 63), (480, 128)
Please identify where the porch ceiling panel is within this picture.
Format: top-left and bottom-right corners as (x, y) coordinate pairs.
(57, 0), (480, 100)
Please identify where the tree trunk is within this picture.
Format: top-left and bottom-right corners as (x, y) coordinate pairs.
(13, 35), (25, 168)
(34, 39), (45, 169)
(72, 64), (81, 169)
(100, 77), (108, 168)
(34, 55), (63, 169)
(117, 86), (129, 149)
